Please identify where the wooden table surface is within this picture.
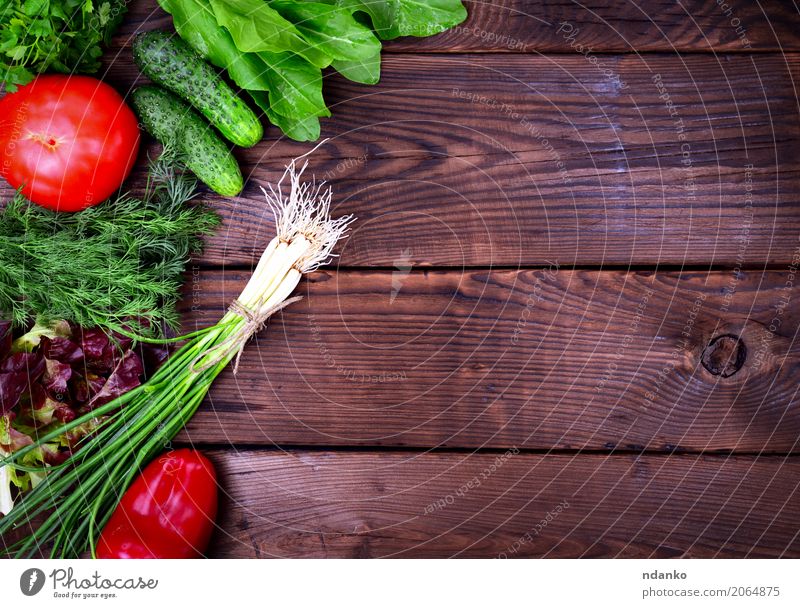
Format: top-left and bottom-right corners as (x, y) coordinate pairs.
(12, 0), (800, 558)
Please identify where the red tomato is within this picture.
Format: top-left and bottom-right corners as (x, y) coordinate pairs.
(96, 449), (218, 559)
(0, 75), (140, 212)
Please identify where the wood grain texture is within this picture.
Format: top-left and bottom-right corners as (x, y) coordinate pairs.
(2, 0), (798, 561)
(207, 450), (800, 557)
(117, 0), (800, 53)
(39, 52), (795, 268)
(176, 268), (800, 451)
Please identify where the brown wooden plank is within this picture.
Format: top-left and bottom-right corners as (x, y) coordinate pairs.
(177, 268), (800, 451)
(207, 450), (800, 557)
(396, 0), (800, 53)
(118, 0), (800, 53)
(46, 52), (795, 268)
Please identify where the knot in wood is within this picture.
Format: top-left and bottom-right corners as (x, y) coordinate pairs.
(701, 334), (746, 377)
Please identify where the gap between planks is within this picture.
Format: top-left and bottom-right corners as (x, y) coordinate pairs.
(191, 263), (800, 273)
(171, 442), (800, 458)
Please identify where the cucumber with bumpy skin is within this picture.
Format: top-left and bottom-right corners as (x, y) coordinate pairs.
(131, 86), (243, 197)
(133, 30), (263, 148)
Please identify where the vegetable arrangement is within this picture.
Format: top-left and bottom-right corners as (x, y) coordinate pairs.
(0, 155), (216, 519)
(0, 0), (470, 558)
(0, 1), (127, 91)
(0, 146), (354, 557)
(156, 0), (468, 141)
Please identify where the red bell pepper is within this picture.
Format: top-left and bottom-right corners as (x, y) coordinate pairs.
(96, 449), (218, 558)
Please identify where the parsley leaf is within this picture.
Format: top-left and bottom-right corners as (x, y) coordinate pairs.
(1, 1), (128, 92)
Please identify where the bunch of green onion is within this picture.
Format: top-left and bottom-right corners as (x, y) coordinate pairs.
(0, 147), (354, 557)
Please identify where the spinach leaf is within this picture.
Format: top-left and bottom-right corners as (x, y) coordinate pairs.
(333, 53), (381, 85)
(335, 0), (396, 36)
(271, 1), (381, 62)
(258, 51), (330, 119)
(389, 0), (467, 38)
(338, 0), (467, 40)
(209, 0), (332, 68)
(251, 91), (322, 141)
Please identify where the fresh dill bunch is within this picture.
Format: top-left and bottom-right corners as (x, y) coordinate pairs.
(0, 156), (220, 337)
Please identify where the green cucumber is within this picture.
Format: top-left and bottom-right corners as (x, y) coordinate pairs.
(133, 30), (263, 148)
(131, 85), (243, 197)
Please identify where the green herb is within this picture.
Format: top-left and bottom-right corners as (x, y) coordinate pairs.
(1, 1), (128, 92)
(157, 0), (467, 141)
(0, 156), (220, 336)
(0, 147), (354, 558)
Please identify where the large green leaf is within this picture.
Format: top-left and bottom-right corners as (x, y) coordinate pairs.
(271, 1), (381, 62)
(251, 90), (322, 142)
(20, 0), (49, 17)
(335, 0), (394, 35)
(209, 0), (331, 67)
(338, 0), (467, 40)
(333, 52), (380, 84)
(392, 0), (467, 38)
(258, 50), (330, 119)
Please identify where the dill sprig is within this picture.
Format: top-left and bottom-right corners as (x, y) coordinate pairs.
(0, 156), (219, 336)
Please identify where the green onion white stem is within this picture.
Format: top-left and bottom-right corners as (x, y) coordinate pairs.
(0, 143), (353, 557)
